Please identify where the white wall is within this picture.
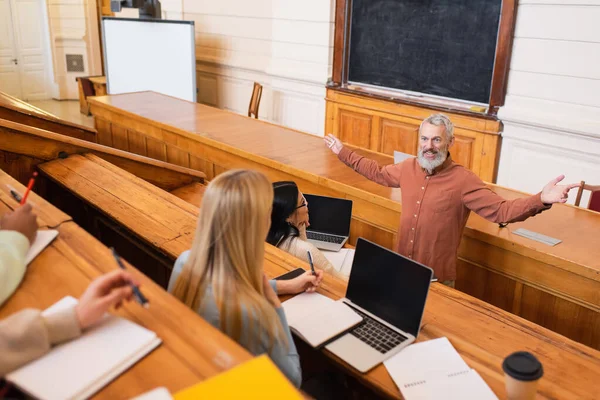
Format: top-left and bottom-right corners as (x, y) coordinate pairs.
(497, 0), (600, 204)
(47, 0), (102, 99)
(161, 0), (335, 136)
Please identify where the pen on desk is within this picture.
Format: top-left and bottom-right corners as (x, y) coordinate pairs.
(110, 247), (149, 308)
(20, 172), (38, 205)
(307, 250), (316, 276)
(8, 186), (22, 203)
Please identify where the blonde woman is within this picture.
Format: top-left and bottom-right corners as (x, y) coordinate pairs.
(168, 170), (320, 387)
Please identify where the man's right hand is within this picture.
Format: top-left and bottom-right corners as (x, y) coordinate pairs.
(0, 203), (38, 244)
(324, 134), (343, 155)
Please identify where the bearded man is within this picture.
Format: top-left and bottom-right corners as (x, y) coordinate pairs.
(324, 114), (579, 286)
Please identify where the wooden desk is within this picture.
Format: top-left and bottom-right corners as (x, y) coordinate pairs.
(0, 90), (96, 141)
(87, 92), (600, 350)
(0, 170), (255, 398)
(34, 156), (600, 399)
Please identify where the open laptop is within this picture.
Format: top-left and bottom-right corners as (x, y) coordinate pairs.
(325, 238), (433, 373)
(304, 194), (352, 252)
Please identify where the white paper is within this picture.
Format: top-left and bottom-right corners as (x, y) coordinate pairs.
(282, 292), (362, 347)
(130, 387), (173, 400)
(25, 229), (58, 266)
(401, 369), (498, 400)
(394, 151), (414, 164)
(384, 338), (497, 400)
(384, 338), (469, 387)
(8, 296), (162, 400)
(321, 248), (355, 277)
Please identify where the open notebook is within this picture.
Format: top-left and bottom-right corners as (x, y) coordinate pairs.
(6, 296), (162, 400)
(383, 337), (497, 400)
(26, 230), (59, 266)
(282, 292), (362, 348)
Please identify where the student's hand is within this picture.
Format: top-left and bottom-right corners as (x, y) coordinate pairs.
(76, 270), (139, 330)
(263, 274), (282, 308)
(277, 270), (324, 295)
(324, 134), (343, 155)
(0, 203), (38, 244)
(540, 175), (580, 204)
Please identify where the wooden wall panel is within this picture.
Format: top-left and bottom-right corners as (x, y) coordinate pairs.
(453, 135), (475, 169)
(456, 258), (517, 312)
(338, 109), (372, 149)
(520, 285), (600, 350)
(127, 130), (147, 156)
(166, 146), (190, 168)
(146, 137), (167, 162)
(379, 118), (419, 156)
(189, 155), (215, 180)
(111, 125), (129, 152)
(349, 218), (396, 250)
(95, 118), (113, 147)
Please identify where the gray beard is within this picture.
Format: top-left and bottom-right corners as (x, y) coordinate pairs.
(417, 148), (447, 174)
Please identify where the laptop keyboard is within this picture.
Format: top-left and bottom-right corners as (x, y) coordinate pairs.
(306, 231), (345, 244)
(348, 307), (408, 354)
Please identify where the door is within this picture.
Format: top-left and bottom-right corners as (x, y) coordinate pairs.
(0, 0), (23, 98)
(0, 0), (51, 100)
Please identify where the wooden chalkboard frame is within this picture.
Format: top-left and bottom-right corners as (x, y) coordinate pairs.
(330, 0), (517, 116)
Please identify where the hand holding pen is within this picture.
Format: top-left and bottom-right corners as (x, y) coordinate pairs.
(110, 247), (149, 308)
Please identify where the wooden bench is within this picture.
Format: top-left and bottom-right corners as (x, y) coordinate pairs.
(32, 155), (600, 399)
(0, 90), (96, 141)
(0, 169), (257, 398)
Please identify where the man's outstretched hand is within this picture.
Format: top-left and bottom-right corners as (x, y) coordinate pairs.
(324, 134), (343, 155)
(540, 175), (580, 204)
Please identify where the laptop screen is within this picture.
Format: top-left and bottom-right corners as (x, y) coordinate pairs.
(304, 194), (352, 237)
(346, 238), (433, 337)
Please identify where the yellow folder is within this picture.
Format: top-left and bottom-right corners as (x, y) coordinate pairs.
(173, 355), (303, 400)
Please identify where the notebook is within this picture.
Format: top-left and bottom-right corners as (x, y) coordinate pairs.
(131, 387), (173, 400)
(282, 292), (362, 348)
(174, 355), (302, 400)
(322, 248), (355, 277)
(383, 337), (497, 400)
(394, 150), (414, 164)
(6, 296), (162, 400)
(26, 229), (59, 265)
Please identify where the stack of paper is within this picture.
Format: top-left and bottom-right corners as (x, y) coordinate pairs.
(282, 292), (362, 348)
(6, 296), (162, 400)
(174, 355), (302, 399)
(322, 248), (355, 277)
(383, 337), (497, 400)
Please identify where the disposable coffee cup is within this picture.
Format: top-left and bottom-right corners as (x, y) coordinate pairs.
(502, 351), (544, 400)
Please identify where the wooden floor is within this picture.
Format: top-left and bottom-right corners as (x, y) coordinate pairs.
(29, 99), (95, 129)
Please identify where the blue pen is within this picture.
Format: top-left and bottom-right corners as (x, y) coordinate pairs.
(110, 247), (149, 308)
(307, 250), (316, 276)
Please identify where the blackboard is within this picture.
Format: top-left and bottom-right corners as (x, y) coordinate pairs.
(347, 0), (503, 104)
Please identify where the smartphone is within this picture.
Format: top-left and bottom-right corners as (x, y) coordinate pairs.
(274, 268), (306, 281)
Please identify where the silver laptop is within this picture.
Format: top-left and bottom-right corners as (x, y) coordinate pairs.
(305, 194), (352, 252)
(325, 238), (433, 373)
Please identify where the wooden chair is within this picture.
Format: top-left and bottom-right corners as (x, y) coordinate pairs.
(247, 82), (263, 119)
(574, 181), (600, 212)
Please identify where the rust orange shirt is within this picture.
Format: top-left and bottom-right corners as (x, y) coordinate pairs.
(338, 148), (550, 281)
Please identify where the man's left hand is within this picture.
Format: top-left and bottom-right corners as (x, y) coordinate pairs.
(541, 175), (580, 204)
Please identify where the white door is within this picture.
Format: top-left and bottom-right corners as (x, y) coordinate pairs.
(0, 0), (23, 98)
(0, 0), (51, 100)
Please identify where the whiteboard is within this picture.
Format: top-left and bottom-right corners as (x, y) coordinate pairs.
(102, 18), (196, 102)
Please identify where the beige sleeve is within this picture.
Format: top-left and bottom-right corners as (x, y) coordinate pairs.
(0, 305), (81, 376)
(281, 228), (344, 280)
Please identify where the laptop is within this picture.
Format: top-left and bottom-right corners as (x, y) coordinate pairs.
(325, 238), (433, 373)
(304, 194), (352, 252)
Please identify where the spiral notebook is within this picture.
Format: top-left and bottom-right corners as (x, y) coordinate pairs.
(6, 296), (162, 400)
(383, 337), (497, 400)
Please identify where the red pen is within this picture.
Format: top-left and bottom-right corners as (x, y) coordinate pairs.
(20, 172), (38, 205)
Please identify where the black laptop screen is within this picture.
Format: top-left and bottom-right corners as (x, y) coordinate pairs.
(305, 194), (352, 237)
(346, 238), (433, 337)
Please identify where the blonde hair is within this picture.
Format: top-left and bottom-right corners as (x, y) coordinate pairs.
(171, 169), (285, 349)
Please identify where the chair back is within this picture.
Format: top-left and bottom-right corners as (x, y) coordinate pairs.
(248, 82), (263, 119)
(575, 181), (600, 212)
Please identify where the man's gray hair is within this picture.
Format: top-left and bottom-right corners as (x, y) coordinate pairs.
(419, 113), (454, 141)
